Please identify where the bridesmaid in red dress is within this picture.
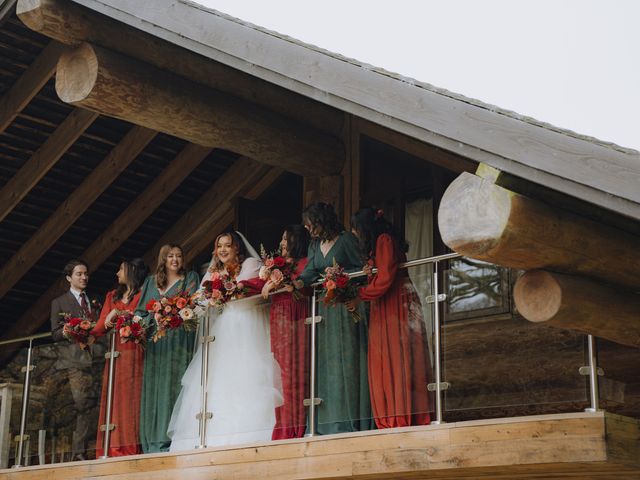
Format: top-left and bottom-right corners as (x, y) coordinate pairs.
(348, 208), (431, 428)
(92, 258), (148, 456)
(261, 225), (311, 439)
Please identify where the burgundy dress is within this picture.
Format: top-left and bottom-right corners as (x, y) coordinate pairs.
(359, 234), (431, 428)
(92, 290), (143, 456)
(269, 258), (310, 439)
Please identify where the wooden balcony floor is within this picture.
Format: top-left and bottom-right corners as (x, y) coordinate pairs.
(1, 412), (638, 480)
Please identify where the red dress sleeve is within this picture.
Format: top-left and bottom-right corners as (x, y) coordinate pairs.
(241, 277), (267, 295)
(359, 234), (398, 301)
(91, 290), (115, 336)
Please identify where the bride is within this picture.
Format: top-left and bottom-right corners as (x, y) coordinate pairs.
(168, 231), (283, 450)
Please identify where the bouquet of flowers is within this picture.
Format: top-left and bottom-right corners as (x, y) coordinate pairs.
(320, 259), (361, 322)
(60, 313), (96, 349)
(197, 271), (248, 313)
(146, 293), (198, 342)
(114, 311), (146, 347)
(259, 245), (299, 296)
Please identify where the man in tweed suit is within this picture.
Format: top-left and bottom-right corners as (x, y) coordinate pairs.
(50, 259), (96, 461)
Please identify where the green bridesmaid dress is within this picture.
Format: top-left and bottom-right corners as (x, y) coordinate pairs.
(299, 231), (374, 434)
(136, 271), (199, 453)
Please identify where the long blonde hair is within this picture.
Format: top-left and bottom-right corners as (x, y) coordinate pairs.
(155, 244), (186, 290)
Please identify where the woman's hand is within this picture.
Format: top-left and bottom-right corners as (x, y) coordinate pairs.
(363, 264), (373, 277)
(292, 279), (304, 290)
(104, 309), (119, 329)
(261, 281), (275, 300)
(345, 297), (361, 312)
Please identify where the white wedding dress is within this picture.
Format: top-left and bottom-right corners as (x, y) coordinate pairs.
(168, 256), (283, 450)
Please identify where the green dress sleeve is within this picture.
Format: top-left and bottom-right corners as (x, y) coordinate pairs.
(182, 271), (200, 296)
(298, 239), (321, 287)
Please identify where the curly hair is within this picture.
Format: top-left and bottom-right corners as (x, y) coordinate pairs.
(301, 202), (342, 241)
(155, 244), (186, 290)
(208, 231), (247, 273)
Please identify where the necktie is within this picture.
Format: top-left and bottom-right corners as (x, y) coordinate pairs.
(80, 292), (91, 317)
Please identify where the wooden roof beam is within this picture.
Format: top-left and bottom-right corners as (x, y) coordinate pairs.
(16, 0), (344, 137)
(438, 172), (640, 290)
(53, 42), (343, 177)
(514, 270), (640, 348)
(0, 125), (156, 300)
(3, 142), (211, 339)
(142, 157), (273, 267)
(0, 40), (67, 133)
(0, 108), (99, 223)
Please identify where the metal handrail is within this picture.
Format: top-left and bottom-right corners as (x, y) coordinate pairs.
(0, 332), (51, 347)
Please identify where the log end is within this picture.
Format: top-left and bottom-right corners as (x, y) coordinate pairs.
(514, 270), (562, 323)
(56, 43), (99, 104)
(437, 172), (512, 257)
(16, 0), (44, 31)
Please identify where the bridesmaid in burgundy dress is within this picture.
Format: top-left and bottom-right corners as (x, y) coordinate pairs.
(348, 208), (431, 429)
(261, 225), (311, 439)
(92, 258), (148, 456)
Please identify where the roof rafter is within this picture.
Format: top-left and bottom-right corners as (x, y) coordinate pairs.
(0, 108), (99, 223)
(0, 125), (157, 300)
(2, 141), (210, 339)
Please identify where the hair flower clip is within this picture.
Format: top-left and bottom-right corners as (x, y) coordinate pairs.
(375, 209), (384, 218)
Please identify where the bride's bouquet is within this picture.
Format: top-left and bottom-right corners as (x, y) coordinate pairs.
(60, 313), (96, 349)
(146, 293), (199, 342)
(197, 271), (248, 313)
(320, 259), (362, 322)
(114, 311), (146, 347)
(259, 245), (299, 296)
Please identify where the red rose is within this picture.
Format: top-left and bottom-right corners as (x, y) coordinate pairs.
(273, 256), (286, 268)
(335, 275), (349, 289)
(130, 322), (142, 336)
(211, 279), (224, 290)
(169, 315), (182, 329)
(145, 299), (157, 311)
(68, 317), (81, 327)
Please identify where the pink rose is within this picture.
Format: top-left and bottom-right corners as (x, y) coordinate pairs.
(270, 269), (284, 284)
(176, 297), (187, 309)
(265, 258), (274, 267)
(164, 305), (173, 314)
(211, 289), (223, 300)
(236, 282), (244, 291)
(80, 320), (92, 330)
(224, 281), (235, 291)
(119, 326), (132, 338)
(211, 271), (220, 280)
(325, 279), (336, 291)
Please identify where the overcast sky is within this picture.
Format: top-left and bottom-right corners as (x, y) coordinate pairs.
(196, 0), (639, 152)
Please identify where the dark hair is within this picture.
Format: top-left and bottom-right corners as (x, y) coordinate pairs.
(302, 202), (342, 241)
(284, 224), (310, 259)
(350, 207), (408, 258)
(114, 258), (149, 302)
(156, 244), (186, 290)
(63, 259), (89, 277)
(208, 231), (247, 273)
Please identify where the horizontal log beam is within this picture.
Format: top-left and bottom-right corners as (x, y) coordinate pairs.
(0, 108), (99, 223)
(0, 40), (67, 133)
(0, 126), (156, 300)
(53, 42), (343, 177)
(438, 172), (640, 289)
(514, 270), (640, 348)
(16, 0), (344, 137)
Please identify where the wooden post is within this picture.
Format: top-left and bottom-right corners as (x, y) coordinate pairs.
(53, 42), (343, 177)
(514, 270), (640, 348)
(438, 172), (640, 289)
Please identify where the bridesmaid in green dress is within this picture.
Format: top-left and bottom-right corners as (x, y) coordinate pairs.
(136, 243), (199, 453)
(298, 203), (373, 434)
